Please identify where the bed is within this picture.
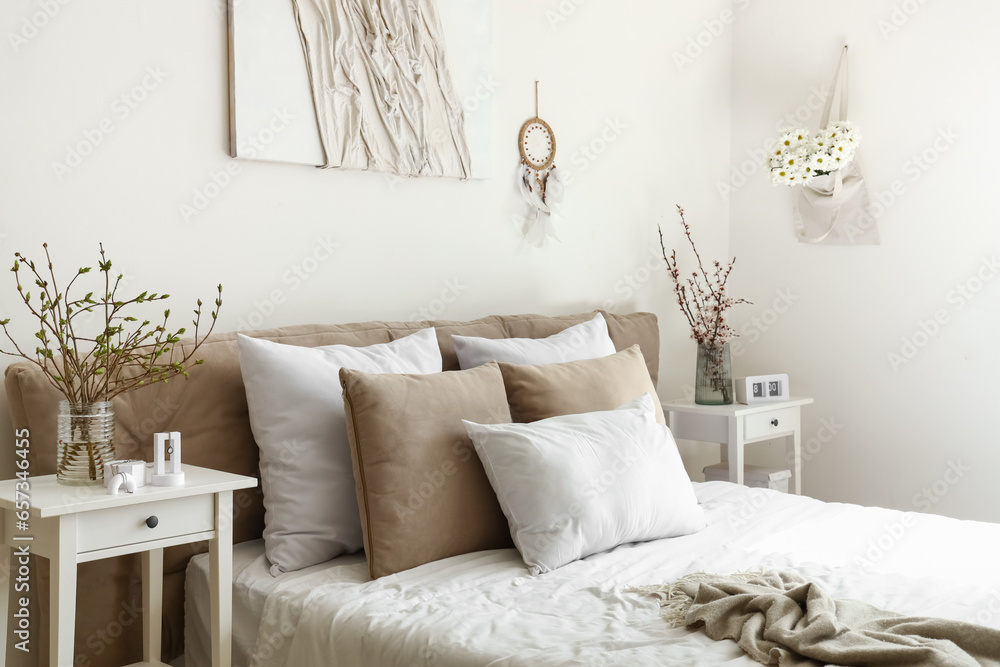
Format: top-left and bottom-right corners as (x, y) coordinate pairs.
(184, 481), (1000, 667)
(3, 310), (659, 666)
(7, 309), (1000, 667)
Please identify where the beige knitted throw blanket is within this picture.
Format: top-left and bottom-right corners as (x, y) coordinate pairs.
(628, 570), (1000, 667)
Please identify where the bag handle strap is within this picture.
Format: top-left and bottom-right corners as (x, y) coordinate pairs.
(796, 47), (853, 244)
(820, 46), (850, 128)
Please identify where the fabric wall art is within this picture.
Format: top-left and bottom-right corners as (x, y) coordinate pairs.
(228, 0), (493, 179)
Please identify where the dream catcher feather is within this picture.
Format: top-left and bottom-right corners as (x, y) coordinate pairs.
(518, 82), (563, 247)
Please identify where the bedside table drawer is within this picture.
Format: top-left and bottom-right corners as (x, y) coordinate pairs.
(744, 407), (799, 440)
(77, 494), (215, 554)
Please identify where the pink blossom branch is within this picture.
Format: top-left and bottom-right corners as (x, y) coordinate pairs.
(658, 205), (751, 349)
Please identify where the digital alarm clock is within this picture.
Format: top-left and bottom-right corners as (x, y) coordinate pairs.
(735, 374), (790, 404)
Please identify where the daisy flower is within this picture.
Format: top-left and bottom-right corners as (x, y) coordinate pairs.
(831, 140), (855, 159)
(795, 164), (815, 184)
(779, 129), (810, 150)
(766, 122), (861, 186)
(771, 167), (792, 185)
(807, 152), (832, 173)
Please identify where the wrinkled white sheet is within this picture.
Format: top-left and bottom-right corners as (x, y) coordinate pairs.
(186, 482), (1000, 667)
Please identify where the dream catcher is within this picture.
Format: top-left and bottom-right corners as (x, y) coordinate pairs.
(518, 82), (564, 247)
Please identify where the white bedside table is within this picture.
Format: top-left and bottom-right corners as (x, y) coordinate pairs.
(662, 398), (814, 495)
(0, 464), (256, 667)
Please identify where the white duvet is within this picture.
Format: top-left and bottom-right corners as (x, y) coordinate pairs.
(186, 482), (1000, 667)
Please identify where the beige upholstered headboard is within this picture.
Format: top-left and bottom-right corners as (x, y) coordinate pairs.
(3, 310), (659, 667)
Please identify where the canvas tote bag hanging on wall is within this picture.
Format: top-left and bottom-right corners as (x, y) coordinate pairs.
(793, 47), (879, 246)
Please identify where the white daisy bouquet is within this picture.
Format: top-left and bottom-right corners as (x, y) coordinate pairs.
(767, 121), (861, 186)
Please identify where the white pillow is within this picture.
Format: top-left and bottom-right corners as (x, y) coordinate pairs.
(238, 328), (443, 576)
(463, 394), (705, 575)
(452, 313), (616, 369)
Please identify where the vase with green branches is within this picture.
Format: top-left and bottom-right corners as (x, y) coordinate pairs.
(659, 206), (750, 405)
(0, 243), (223, 485)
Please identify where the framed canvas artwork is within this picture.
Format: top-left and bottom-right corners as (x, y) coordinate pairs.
(228, 0), (493, 179)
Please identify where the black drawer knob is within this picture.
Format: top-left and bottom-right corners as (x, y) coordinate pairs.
(771, 419), (779, 427)
(146, 516), (159, 529)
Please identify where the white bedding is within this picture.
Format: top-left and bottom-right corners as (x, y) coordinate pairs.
(186, 482), (1000, 667)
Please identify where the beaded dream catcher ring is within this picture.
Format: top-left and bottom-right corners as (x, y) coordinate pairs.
(517, 82), (564, 246)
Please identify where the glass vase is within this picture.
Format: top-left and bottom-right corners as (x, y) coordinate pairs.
(695, 343), (733, 406)
(57, 401), (116, 486)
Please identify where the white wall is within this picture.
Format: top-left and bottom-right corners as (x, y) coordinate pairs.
(728, 1), (1000, 522)
(0, 0), (733, 476)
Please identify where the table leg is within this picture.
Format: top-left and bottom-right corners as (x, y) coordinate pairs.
(51, 516), (77, 667)
(209, 490), (233, 667)
(786, 430), (802, 495)
(142, 548), (163, 662)
(727, 417), (744, 485)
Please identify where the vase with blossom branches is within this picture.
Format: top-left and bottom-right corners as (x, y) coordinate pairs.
(659, 205), (750, 405)
(0, 243), (222, 485)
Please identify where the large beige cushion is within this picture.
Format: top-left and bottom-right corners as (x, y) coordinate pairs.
(499, 345), (666, 424)
(340, 362), (514, 579)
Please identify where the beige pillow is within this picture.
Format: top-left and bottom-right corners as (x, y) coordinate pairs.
(499, 345), (666, 424)
(340, 362), (514, 579)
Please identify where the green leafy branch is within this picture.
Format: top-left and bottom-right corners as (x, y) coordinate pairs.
(0, 243), (223, 403)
